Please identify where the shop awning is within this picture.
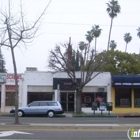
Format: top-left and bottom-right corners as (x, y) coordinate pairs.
(112, 75), (140, 88)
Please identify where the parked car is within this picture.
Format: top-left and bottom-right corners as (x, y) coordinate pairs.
(10, 101), (64, 118)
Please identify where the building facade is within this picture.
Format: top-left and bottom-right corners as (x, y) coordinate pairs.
(0, 70), (111, 113)
(111, 75), (140, 114)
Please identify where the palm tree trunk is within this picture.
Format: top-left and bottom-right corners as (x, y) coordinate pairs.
(107, 18), (113, 51)
(95, 38), (97, 55)
(125, 43), (127, 52)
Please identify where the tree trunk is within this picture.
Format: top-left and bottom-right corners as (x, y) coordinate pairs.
(107, 18), (113, 51)
(125, 43), (127, 52)
(95, 38), (97, 56)
(10, 48), (19, 124)
(76, 89), (82, 113)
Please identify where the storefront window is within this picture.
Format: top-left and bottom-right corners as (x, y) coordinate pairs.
(134, 89), (140, 107)
(6, 92), (15, 106)
(115, 88), (131, 107)
(27, 92), (53, 104)
(81, 92), (107, 107)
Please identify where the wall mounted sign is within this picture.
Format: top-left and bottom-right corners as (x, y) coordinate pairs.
(0, 75), (7, 83)
(6, 74), (22, 83)
(53, 78), (81, 90)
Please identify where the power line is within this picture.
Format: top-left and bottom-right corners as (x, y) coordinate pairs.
(42, 22), (139, 27)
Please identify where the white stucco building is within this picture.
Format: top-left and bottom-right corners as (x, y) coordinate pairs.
(0, 68), (111, 113)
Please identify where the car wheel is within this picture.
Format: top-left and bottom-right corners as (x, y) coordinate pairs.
(47, 111), (54, 118)
(18, 110), (24, 117)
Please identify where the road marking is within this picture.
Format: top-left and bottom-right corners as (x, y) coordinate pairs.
(0, 131), (33, 137)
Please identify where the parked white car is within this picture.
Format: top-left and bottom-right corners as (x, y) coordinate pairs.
(10, 101), (64, 118)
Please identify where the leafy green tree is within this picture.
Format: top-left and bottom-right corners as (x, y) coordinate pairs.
(124, 33), (132, 52)
(109, 40), (117, 50)
(91, 25), (102, 55)
(96, 50), (140, 74)
(106, 0), (121, 50)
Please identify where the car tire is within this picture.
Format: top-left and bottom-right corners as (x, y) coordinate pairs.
(47, 111), (54, 118)
(18, 110), (24, 117)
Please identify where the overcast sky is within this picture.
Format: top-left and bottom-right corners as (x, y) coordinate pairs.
(0, 0), (140, 73)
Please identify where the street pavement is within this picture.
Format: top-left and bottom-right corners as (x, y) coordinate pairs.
(0, 112), (140, 130)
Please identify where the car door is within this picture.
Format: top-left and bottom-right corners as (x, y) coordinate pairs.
(24, 101), (39, 115)
(38, 102), (49, 114)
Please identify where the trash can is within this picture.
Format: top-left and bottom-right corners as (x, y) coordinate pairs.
(106, 102), (113, 115)
(106, 102), (113, 111)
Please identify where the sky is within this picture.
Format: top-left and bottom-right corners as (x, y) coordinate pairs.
(0, 0), (140, 73)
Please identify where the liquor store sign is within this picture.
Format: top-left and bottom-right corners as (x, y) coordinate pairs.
(7, 74), (22, 83)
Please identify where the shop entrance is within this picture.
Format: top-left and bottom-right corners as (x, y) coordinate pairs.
(60, 93), (75, 112)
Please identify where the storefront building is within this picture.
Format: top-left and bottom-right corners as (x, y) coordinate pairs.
(53, 72), (111, 113)
(111, 75), (140, 114)
(0, 69), (111, 113)
(0, 73), (23, 112)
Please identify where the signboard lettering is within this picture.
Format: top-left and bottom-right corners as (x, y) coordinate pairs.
(7, 74), (22, 79)
(5, 85), (19, 91)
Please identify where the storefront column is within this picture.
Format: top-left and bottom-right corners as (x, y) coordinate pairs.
(74, 90), (76, 113)
(132, 89), (134, 108)
(107, 83), (111, 102)
(1, 84), (5, 112)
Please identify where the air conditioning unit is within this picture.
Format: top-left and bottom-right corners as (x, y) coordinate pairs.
(98, 87), (105, 92)
(26, 67), (37, 71)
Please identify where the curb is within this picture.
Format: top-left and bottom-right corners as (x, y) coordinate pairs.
(118, 115), (140, 118)
(1, 114), (140, 118)
(73, 115), (117, 118)
(0, 123), (140, 130)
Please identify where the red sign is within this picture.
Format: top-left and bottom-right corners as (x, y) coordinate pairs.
(63, 80), (72, 89)
(84, 96), (91, 103)
(6, 86), (15, 91)
(7, 74), (22, 79)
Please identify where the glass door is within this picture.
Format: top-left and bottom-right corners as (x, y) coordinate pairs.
(68, 93), (74, 111)
(60, 93), (75, 112)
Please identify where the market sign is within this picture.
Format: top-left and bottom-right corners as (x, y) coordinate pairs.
(112, 75), (140, 88)
(0, 74), (7, 83)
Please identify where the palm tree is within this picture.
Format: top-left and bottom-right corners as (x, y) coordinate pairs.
(106, 0), (121, 51)
(137, 27), (140, 53)
(124, 33), (132, 52)
(85, 30), (94, 44)
(78, 41), (87, 51)
(137, 27), (140, 38)
(91, 25), (102, 55)
(109, 40), (117, 50)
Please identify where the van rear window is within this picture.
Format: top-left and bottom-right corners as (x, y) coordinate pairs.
(47, 102), (58, 106)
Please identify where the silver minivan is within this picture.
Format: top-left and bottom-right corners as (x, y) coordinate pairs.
(10, 101), (64, 118)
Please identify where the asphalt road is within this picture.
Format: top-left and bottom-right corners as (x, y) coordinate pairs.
(0, 116), (140, 124)
(0, 116), (139, 139)
(0, 129), (129, 140)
